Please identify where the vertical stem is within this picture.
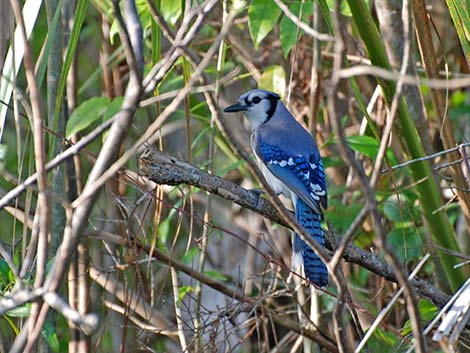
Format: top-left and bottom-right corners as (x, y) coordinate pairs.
(412, 0), (470, 241)
(9, 1), (49, 351)
(9, 0), (49, 288)
(309, 5), (323, 353)
(45, 0), (66, 257)
(346, 0), (466, 291)
(308, 0), (321, 134)
(171, 268), (188, 352)
(193, 1), (228, 349)
(150, 0), (162, 310)
(63, 0), (91, 351)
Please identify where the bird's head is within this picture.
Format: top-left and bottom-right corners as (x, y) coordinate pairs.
(224, 89), (280, 129)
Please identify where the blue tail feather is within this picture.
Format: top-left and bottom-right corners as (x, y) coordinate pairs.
(295, 198), (328, 287)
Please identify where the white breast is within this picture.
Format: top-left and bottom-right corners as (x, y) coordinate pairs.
(251, 133), (296, 204)
(258, 160), (292, 197)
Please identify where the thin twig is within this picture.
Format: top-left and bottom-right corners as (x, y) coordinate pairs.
(9, 2), (50, 352)
(170, 268), (189, 351)
(137, 238), (339, 352)
(102, 299), (178, 337)
(70, 8), (239, 209)
(42, 292), (99, 335)
(354, 254), (430, 353)
(328, 2), (353, 352)
(272, 0), (333, 42)
(382, 142), (470, 173)
(14, 1), (145, 351)
(330, 0), (427, 350)
(0, 288), (45, 315)
(337, 64), (470, 89)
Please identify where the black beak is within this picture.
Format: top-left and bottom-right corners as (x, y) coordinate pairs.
(224, 102), (248, 113)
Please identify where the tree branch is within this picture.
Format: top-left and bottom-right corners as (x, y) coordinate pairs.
(139, 149), (450, 308)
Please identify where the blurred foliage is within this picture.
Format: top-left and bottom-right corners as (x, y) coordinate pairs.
(0, 0), (470, 352)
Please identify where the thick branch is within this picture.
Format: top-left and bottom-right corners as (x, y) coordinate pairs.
(139, 149), (450, 308)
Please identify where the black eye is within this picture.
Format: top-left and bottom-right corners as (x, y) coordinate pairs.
(252, 96), (261, 104)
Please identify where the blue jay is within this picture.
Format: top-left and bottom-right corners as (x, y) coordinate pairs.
(224, 89), (328, 287)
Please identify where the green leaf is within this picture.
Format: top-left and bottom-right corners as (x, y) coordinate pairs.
(158, 217), (172, 246)
(135, 0), (153, 32)
(402, 300), (438, 335)
(6, 303), (31, 318)
(369, 328), (400, 352)
(53, 0), (89, 144)
(324, 198), (363, 233)
(445, 0), (470, 67)
(0, 144), (7, 161)
(346, 135), (398, 165)
(100, 96), (123, 143)
(387, 227), (423, 263)
(204, 270), (229, 281)
(103, 97), (124, 121)
(161, 0), (182, 25)
(324, 0), (353, 16)
(383, 194), (420, 223)
(110, 19), (119, 44)
(450, 90), (467, 106)
(248, 0), (282, 48)
(41, 320), (60, 352)
(279, 2), (314, 57)
(66, 97), (110, 138)
(177, 285), (193, 303)
(321, 155), (343, 168)
(258, 65), (286, 97)
(0, 259), (12, 295)
(0, 258), (14, 293)
(182, 246), (199, 265)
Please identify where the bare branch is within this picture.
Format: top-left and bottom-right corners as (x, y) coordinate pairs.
(337, 65), (470, 89)
(16, 1), (146, 351)
(43, 292), (99, 335)
(329, 0), (427, 350)
(139, 150), (450, 308)
(272, 0), (333, 42)
(69, 7), (239, 209)
(118, 234), (339, 352)
(354, 254), (430, 352)
(382, 143), (470, 173)
(0, 288), (45, 315)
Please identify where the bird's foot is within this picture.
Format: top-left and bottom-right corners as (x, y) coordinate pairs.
(250, 188), (265, 205)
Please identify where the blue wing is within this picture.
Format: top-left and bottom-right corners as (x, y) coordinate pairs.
(256, 141), (327, 212)
(255, 137), (328, 287)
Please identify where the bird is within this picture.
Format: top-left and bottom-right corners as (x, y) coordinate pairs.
(224, 89), (328, 287)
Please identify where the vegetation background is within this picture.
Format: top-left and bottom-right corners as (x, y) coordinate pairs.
(0, 0), (469, 352)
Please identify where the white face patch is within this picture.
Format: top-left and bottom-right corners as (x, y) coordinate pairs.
(243, 104), (270, 128)
(239, 91), (277, 130)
